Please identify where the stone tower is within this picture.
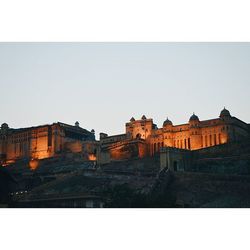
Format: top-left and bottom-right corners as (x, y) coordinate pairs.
(219, 107), (232, 142)
(189, 113), (202, 150)
(163, 118), (173, 147)
(126, 115), (153, 140)
(0, 123), (9, 161)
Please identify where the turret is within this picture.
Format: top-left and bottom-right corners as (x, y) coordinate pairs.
(189, 113), (202, 150)
(0, 123), (9, 159)
(189, 113), (200, 127)
(163, 118), (173, 147)
(0, 123), (9, 135)
(219, 107), (232, 142)
(220, 107), (232, 121)
(163, 117), (173, 129)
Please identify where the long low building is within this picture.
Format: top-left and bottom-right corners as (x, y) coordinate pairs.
(0, 121), (96, 164)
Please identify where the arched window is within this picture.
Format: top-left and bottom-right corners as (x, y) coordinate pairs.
(218, 134), (221, 144)
(154, 143), (156, 154)
(136, 133), (141, 139)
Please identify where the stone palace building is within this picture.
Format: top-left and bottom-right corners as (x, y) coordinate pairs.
(0, 122), (96, 164)
(1, 108), (249, 165)
(99, 108), (250, 163)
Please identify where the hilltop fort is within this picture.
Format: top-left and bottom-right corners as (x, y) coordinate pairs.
(1, 108), (250, 208)
(1, 108), (249, 167)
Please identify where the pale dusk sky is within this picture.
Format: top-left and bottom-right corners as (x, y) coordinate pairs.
(0, 43), (249, 137)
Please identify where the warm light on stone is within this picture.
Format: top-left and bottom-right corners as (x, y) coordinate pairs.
(0, 109), (249, 166)
(29, 158), (39, 170)
(88, 154), (97, 161)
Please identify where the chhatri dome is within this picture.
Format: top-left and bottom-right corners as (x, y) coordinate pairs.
(189, 113), (199, 122)
(220, 107), (231, 118)
(141, 115), (147, 120)
(1, 123), (9, 129)
(130, 117), (135, 122)
(163, 117), (173, 127)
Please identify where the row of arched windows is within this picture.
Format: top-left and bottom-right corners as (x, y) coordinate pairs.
(14, 142), (29, 156)
(150, 133), (223, 155)
(151, 142), (164, 155)
(151, 138), (192, 154)
(173, 138), (191, 150)
(201, 133), (221, 147)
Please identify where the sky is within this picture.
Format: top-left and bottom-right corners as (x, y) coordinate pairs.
(0, 43), (250, 138)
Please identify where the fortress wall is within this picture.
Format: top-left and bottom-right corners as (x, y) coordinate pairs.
(100, 134), (127, 144)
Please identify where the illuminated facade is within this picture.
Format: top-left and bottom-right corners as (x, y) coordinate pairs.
(0, 122), (95, 163)
(1, 108), (249, 165)
(99, 108), (250, 161)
